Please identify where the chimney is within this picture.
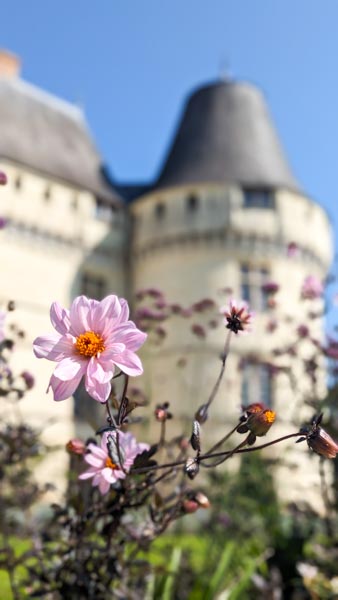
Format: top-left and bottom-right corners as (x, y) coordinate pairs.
(0, 50), (21, 77)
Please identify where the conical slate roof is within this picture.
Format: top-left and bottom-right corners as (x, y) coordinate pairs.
(157, 80), (300, 192)
(0, 74), (121, 204)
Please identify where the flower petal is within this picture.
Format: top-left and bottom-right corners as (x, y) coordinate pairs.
(98, 477), (111, 495)
(79, 469), (96, 480)
(48, 372), (83, 401)
(112, 349), (144, 377)
(85, 453), (104, 468)
(92, 295), (122, 334)
(85, 369), (112, 403)
(50, 302), (71, 335)
(118, 298), (130, 322)
(69, 296), (92, 336)
(87, 357), (114, 384)
(109, 325), (147, 352)
(33, 334), (73, 361)
(53, 356), (87, 381)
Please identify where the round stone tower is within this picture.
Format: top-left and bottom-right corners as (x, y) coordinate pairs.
(129, 80), (333, 509)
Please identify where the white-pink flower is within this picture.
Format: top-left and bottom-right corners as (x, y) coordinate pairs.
(301, 276), (324, 300)
(33, 295), (147, 403)
(220, 299), (253, 334)
(79, 430), (149, 495)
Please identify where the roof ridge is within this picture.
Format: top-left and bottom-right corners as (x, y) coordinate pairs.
(0, 76), (85, 123)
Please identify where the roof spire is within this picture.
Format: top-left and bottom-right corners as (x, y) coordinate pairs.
(218, 58), (233, 82)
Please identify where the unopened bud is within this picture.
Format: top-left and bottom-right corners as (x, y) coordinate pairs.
(185, 457), (199, 480)
(190, 420), (201, 452)
(194, 492), (210, 509)
(308, 427), (338, 459)
(66, 438), (86, 455)
(195, 403), (208, 424)
(20, 371), (35, 390)
(182, 499), (199, 514)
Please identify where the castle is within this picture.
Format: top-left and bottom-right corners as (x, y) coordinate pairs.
(0, 50), (333, 508)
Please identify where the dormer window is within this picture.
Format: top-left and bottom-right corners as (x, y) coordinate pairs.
(243, 189), (275, 209)
(155, 202), (166, 220)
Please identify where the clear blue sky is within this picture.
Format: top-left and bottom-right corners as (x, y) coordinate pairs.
(1, 1), (338, 233)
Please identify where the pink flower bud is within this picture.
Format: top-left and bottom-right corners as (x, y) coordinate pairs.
(66, 438), (86, 455)
(183, 499), (199, 513)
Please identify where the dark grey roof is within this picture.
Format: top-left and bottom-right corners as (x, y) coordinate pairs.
(156, 80), (300, 192)
(0, 75), (121, 205)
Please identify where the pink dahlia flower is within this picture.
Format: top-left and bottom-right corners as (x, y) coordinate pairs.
(301, 276), (323, 300)
(79, 430), (149, 494)
(220, 300), (253, 334)
(33, 295), (147, 403)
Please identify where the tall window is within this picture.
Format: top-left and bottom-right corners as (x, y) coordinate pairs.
(186, 194), (199, 213)
(155, 202), (166, 220)
(81, 272), (106, 300)
(241, 362), (272, 408)
(241, 264), (269, 311)
(243, 189), (275, 209)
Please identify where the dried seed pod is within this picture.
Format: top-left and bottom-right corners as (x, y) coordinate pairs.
(185, 457), (199, 480)
(190, 420), (201, 452)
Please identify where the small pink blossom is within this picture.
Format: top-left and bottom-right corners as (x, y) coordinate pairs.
(297, 324), (309, 338)
(301, 276), (323, 300)
(0, 171), (7, 185)
(287, 242), (298, 257)
(33, 295), (147, 403)
(262, 281), (279, 295)
(79, 430), (149, 494)
(220, 300), (253, 334)
(66, 438), (86, 455)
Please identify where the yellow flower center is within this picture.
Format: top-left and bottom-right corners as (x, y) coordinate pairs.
(75, 331), (105, 357)
(105, 456), (118, 470)
(263, 410), (276, 424)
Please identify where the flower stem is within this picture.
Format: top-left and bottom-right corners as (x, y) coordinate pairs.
(204, 330), (232, 414)
(131, 432), (302, 474)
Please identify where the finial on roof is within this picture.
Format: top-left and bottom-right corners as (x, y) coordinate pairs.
(218, 58), (233, 82)
(0, 50), (21, 78)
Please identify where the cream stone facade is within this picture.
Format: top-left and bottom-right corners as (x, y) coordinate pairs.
(0, 51), (333, 508)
